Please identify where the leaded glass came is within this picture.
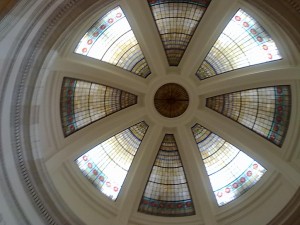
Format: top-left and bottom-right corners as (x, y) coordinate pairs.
(192, 124), (266, 206)
(60, 78), (137, 136)
(148, 0), (211, 66)
(206, 86), (291, 147)
(75, 122), (148, 200)
(196, 9), (281, 79)
(139, 134), (195, 216)
(75, 6), (151, 77)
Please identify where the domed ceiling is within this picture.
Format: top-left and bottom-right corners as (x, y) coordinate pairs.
(14, 0), (299, 224)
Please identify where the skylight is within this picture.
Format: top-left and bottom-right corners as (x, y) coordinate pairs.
(148, 0), (211, 66)
(206, 86), (291, 147)
(68, 4), (289, 213)
(138, 134), (195, 216)
(75, 6), (151, 78)
(60, 78), (137, 136)
(196, 9), (282, 79)
(75, 122), (148, 200)
(192, 124), (266, 206)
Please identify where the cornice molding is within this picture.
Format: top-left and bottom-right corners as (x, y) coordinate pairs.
(3, 0), (109, 224)
(286, 0), (300, 13)
(267, 188), (300, 225)
(1, 0), (299, 224)
(0, 0), (35, 41)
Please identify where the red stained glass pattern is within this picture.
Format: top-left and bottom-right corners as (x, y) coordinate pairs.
(75, 122), (148, 200)
(138, 134), (195, 216)
(196, 9), (282, 79)
(192, 124), (266, 206)
(206, 86), (291, 147)
(75, 6), (151, 78)
(60, 78), (137, 136)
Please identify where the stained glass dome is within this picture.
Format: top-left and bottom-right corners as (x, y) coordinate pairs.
(63, 2), (290, 210)
(29, 0), (299, 224)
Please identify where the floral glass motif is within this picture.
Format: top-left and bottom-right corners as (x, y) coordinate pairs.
(75, 122), (148, 201)
(75, 6), (151, 78)
(192, 124), (266, 206)
(196, 9), (282, 79)
(139, 134), (195, 216)
(206, 86), (291, 147)
(148, 0), (211, 66)
(60, 78), (137, 136)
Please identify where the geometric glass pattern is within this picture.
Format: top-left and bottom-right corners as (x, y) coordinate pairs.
(192, 124), (267, 206)
(60, 77), (137, 137)
(196, 9), (282, 79)
(75, 122), (148, 201)
(75, 6), (151, 78)
(148, 0), (211, 66)
(206, 86), (291, 147)
(139, 134), (195, 216)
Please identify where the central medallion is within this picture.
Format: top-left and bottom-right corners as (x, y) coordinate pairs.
(154, 83), (189, 118)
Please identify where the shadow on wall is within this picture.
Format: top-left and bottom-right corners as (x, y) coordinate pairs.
(0, 214), (6, 225)
(0, 0), (17, 20)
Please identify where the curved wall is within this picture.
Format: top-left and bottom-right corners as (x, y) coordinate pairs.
(0, 0), (299, 225)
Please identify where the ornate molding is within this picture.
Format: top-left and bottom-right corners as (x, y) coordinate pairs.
(286, 0), (300, 13)
(0, 0), (35, 41)
(267, 188), (300, 225)
(5, 0), (109, 224)
(1, 0), (299, 225)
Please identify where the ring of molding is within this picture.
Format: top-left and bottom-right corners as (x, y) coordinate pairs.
(0, 0), (299, 225)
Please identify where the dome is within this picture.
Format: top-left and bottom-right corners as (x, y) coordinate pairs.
(0, 0), (300, 225)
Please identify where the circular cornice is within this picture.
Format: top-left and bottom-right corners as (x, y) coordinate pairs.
(2, 0), (111, 224)
(0, 0), (300, 225)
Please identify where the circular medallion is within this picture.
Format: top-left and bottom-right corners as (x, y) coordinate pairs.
(154, 83), (189, 118)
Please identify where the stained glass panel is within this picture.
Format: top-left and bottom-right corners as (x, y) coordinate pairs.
(75, 6), (151, 78)
(75, 122), (148, 201)
(148, 0), (211, 66)
(192, 124), (266, 206)
(206, 86), (291, 147)
(196, 9), (282, 79)
(139, 134), (195, 216)
(60, 78), (137, 137)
